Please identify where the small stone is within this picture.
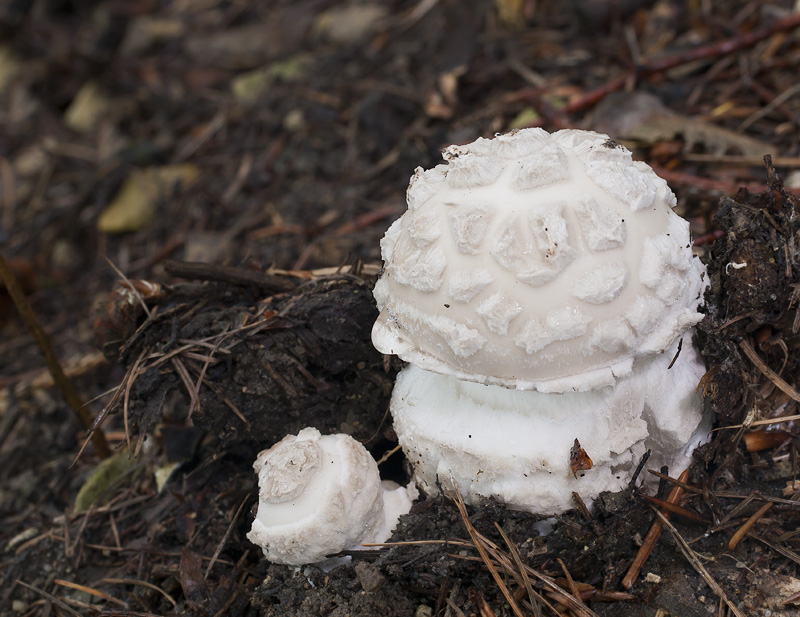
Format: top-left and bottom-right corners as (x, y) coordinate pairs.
(414, 606), (433, 617)
(12, 600), (28, 613)
(354, 561), (385, 592)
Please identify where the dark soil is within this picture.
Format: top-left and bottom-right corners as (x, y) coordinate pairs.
(3, 1), (800, 616)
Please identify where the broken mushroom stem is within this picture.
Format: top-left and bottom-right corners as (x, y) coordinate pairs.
(247, 427), (414, 566)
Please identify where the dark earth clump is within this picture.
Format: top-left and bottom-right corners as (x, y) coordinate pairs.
(97, 268), (399, 449)
(698, 158), (800, 453)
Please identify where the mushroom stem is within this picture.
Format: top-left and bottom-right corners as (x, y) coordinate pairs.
(390, 333), (709, 514)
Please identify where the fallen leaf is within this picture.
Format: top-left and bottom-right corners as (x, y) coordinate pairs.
(590, 91), (772, 156)
(508, 107), (540, 129)
(569, 438), (593, 478)
(64, 81), (109, 134)
(184, 4), (317, 70)
(179, 548), (209, 609)
(312, 4), (389, 44)
(0, 46), (21, 93)
(232, 54), (313, 103)
(120, 17), (185, 56)
(97, 164), (199, 233)
(495, 0), (526, 28)
(74, 450), (140, 512)
(154, 461), (181, 492)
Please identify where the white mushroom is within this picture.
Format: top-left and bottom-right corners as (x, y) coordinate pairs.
(247, 427), (414, 566)
(372, 128), (710, 514)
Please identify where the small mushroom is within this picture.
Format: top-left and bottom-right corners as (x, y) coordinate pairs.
(247, 427), (414, 565)
(372, 128), (710, 513)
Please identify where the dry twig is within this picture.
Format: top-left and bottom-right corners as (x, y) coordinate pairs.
(0, 249), (110, 457)
(728, 502), (773, 549)
(446, 483), (599, 617)
(739, 340), (800, 403)
(448, 486), (525, 617)
(622, 469), (689, 589)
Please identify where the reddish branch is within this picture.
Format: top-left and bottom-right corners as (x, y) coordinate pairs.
(566, 14), (800, 115)
(621, 469), (690, 589)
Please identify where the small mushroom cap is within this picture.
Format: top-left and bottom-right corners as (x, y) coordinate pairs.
(372, 128), (706, 392)
(247, 428), (386, 565)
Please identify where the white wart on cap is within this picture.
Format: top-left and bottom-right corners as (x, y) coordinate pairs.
(372, 128), (706, 392)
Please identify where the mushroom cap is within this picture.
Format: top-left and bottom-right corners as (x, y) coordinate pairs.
(372, 128), (706, 392)
(246, 428), (386, 565)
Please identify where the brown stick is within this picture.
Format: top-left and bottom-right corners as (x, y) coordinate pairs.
(621, 469), (689, 589)
(0, 248), (110, 458)
(161, 260), (297, 293)
(641, 495), (709, 524)
(647, 469), (703, 494)
(728, 502), (773, 550)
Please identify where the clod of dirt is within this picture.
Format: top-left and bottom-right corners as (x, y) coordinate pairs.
(102, 268), (399, 450)
(699, 157), (800, 443)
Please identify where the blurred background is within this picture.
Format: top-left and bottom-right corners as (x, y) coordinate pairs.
(2, 1), (800, 614)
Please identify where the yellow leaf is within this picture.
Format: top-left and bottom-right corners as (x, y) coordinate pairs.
(495, 0), (525, 28)
(97, 164), (199, 234)
(64, 81), (109, 134)
(508, 107), (540, 130)
(74, 450), (140, 512)
(232, 54), (312, 103)
(155, 461), (182, 492)
(0, 46), (21, 94)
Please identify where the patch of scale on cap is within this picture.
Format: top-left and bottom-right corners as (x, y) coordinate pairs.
(515, 306), (592, 354)
(551, 128), (607, 153)
(624, 295), (666, 335)
(387, 236), (446, 293)
(571, 262), (628, 304)
(584, 143), (658, 213)
(426, 313), (486, 358)
(574, 195), (626, 251)
(258, 437), (319, 503)
(476, 292), (523, 335)
(447, 204), (491, 254)
(490, 202), (576, 287)
(380, 218), (403, 262)
(640, 233), (693, 305)
(636, 161), (678, 208)
(511, 143), (570, 190)
(449, 269), (494, 303)
(553, 130), (659, 213)
(406, 207), (441, 247)
(590, 317), (635, 354)
(445, 152), (505, 189)
(406, 165), (447, 210)
(492, 128), (550, 158)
